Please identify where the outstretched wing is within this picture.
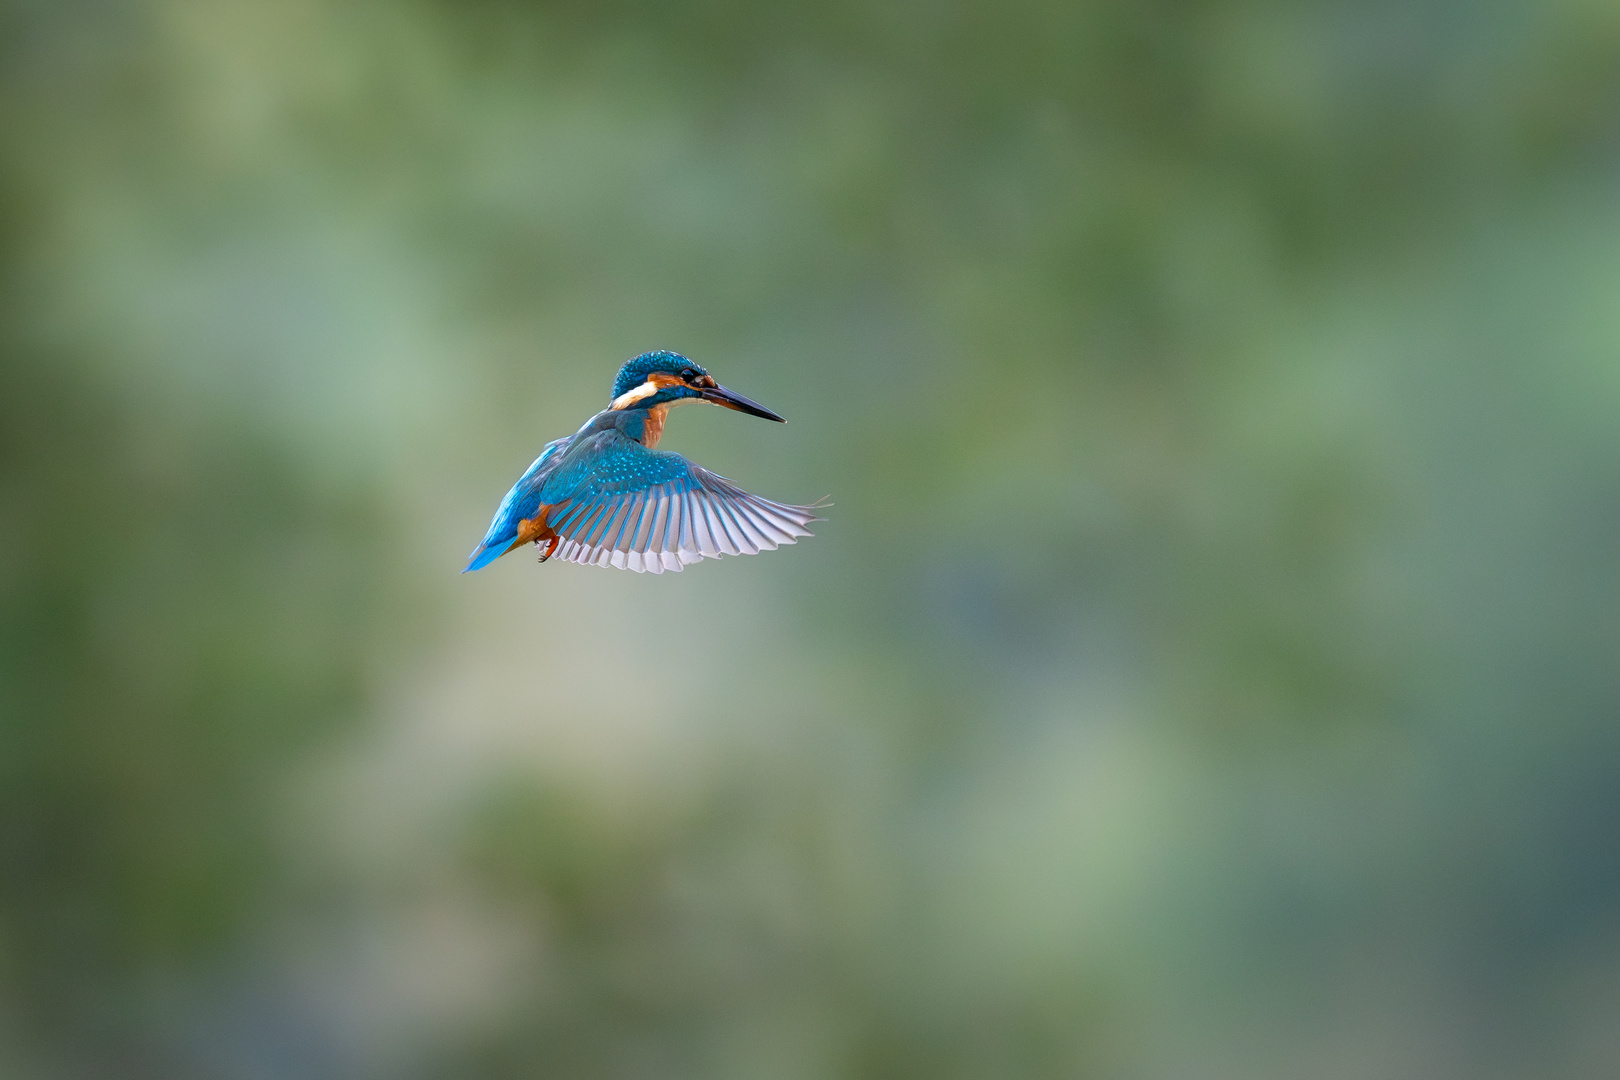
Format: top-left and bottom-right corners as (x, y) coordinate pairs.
(541, 431), (824, 574)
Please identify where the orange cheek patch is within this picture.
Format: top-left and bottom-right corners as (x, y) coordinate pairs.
(610, 371), (689, 410)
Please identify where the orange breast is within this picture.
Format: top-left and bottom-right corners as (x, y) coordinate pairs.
(643, 404), (669, 449)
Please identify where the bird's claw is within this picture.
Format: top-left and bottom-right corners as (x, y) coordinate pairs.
(516, 506), (561, 562)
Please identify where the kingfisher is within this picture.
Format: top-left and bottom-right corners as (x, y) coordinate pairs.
(464, 350), (824, 574)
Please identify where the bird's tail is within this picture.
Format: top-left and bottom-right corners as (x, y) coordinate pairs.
(462, 537), (516, 573)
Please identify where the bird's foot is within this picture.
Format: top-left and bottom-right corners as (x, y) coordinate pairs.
(537, 535), (560, 562)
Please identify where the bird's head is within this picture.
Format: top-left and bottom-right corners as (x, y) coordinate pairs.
(608, 350), (785, 421)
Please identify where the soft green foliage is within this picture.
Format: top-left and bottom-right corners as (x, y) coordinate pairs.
(3, 1), (1620, 1078)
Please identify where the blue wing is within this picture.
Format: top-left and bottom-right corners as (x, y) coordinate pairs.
(463, 436), (571, 572)
(542, 430), (824, 574)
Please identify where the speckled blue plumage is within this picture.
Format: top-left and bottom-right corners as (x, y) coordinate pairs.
(466, 411), (665, 567)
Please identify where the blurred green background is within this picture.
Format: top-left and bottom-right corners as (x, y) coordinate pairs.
(4, 0), (1620, 1077)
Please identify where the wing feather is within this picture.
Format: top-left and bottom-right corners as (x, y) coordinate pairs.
(678, 488), (701, 561)
(736, 501), (787, 547)
(752, 499), (807, 541)
(688, 489), (715, 557)
(663, 488), (681, 561)
(653, 489), (677, 572)
(575, 504), (607, 548)
(600, 498), (634, 550)
(728, 501), (772, 551)
(629, 488), (655, 552)
(600, 498), (631, 548)
(669, 486), (688, 558)
(701, 500), (732, 556)
(578, 503), (610, 550)
(717, 498), (760, 555)
(539, 432), (823, 573)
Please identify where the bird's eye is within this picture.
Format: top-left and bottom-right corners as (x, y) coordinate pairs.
(680, 369), (697, 381)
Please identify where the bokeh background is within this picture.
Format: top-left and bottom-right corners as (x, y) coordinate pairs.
(4, 1), (1620, 1077)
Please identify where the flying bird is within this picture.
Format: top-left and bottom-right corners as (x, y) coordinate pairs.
(464, 351), (824, 574)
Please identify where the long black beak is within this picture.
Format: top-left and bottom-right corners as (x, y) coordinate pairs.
(701, 383), (786, 422)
